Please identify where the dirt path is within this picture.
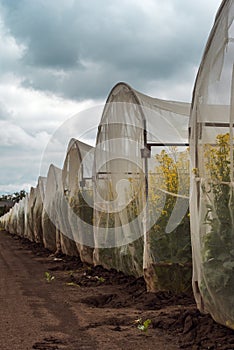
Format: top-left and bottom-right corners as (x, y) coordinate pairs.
(0, 230), (234, 350)
(0, 230), (97, 350)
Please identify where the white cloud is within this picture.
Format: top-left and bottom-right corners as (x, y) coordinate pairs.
(0, 77), (98, 132)
(0, 120), (50, 149)
(0, 183), (32, 194)
(0, 78), (102, 193)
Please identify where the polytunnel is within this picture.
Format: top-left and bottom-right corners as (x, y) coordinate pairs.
(2, 203), (13, 234)
(62, 138), (94, 264)
(42, 163), (79, 256)
(190, 0), (234, 329)
(93, 82), (192, 290)
(25, 187), (36, 241)
(33, 176), (47, 244)
(5, 202), (18, 235)
(16, 196), (26, 237)
(0, 210), (8, 231)
(23, 194), (29, 238)
(0, 199), (20, 234)
(42, 164), (62, 252)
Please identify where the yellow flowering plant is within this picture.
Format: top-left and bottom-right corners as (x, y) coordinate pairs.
(201, 133), (234, 327)
(147, 147), (192, 293)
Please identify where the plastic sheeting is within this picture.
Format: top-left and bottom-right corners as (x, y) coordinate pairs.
(94, 82), (192, 289)
(190, 0), (234, 329)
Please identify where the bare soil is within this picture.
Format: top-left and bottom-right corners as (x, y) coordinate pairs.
(0, 230), (234, 350)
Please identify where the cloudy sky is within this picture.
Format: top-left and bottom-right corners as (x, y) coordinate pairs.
(0, 0), (221, 194)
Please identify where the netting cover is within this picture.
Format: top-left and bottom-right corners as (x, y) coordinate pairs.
(189, 0), (234, 329)
(42, 164), (61, 252)
(12, 203), (19, 235)
(16, 197), (26, 237)
(0, 209), (8, 230)
(33, 176), (47, 243)
(41, 163), (78, 255)
(23, 194), (29, 238)
(2, 205), (12, 233)
(94, 82), (192, 288)
(25, 187), (36, 241)
(62, 138), (94, 264)
(6, 202), (19, 235)
(54, 158), (79, 257)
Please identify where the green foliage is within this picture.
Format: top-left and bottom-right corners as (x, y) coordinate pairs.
(95, 276), (105, 283)
(148, 148), (192, 293)
(0, 207), (6, 217)
(0, 190), (27, 203)
(135, 318), (152, 332)
(70, 189), (93, 225)
(0, 190), (27, 217)
(45, 271), (55, 282)
(202, 133), (234, 327)
(66, 282), (80, 287)
(93, 148), (190, 285)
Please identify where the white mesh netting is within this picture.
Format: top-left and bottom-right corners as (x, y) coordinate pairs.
(190, 0), (234, 330)
(93, 82), (192, 290)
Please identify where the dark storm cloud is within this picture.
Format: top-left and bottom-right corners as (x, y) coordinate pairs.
(0, 0), (221, 100)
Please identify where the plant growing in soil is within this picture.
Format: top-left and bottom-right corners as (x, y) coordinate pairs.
(95, 276), (105, 283)
(135, 318), (152, 332)
(148, 148), (192, 293)
(202, 133), (234, 328)
(66, 282), (80, 287)
(45, 271), (55, 282)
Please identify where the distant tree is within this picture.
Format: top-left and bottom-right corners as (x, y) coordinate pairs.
(0, 190), (27, 203)
(0, 207), (5, 217)
(12, 190), (27, 203)
(0, 190), (27, 217)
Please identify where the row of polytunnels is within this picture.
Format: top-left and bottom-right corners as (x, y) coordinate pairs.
(0, 0), (233, 331)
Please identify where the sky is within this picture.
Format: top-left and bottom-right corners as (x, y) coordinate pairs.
(0, 0), (222, 194)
